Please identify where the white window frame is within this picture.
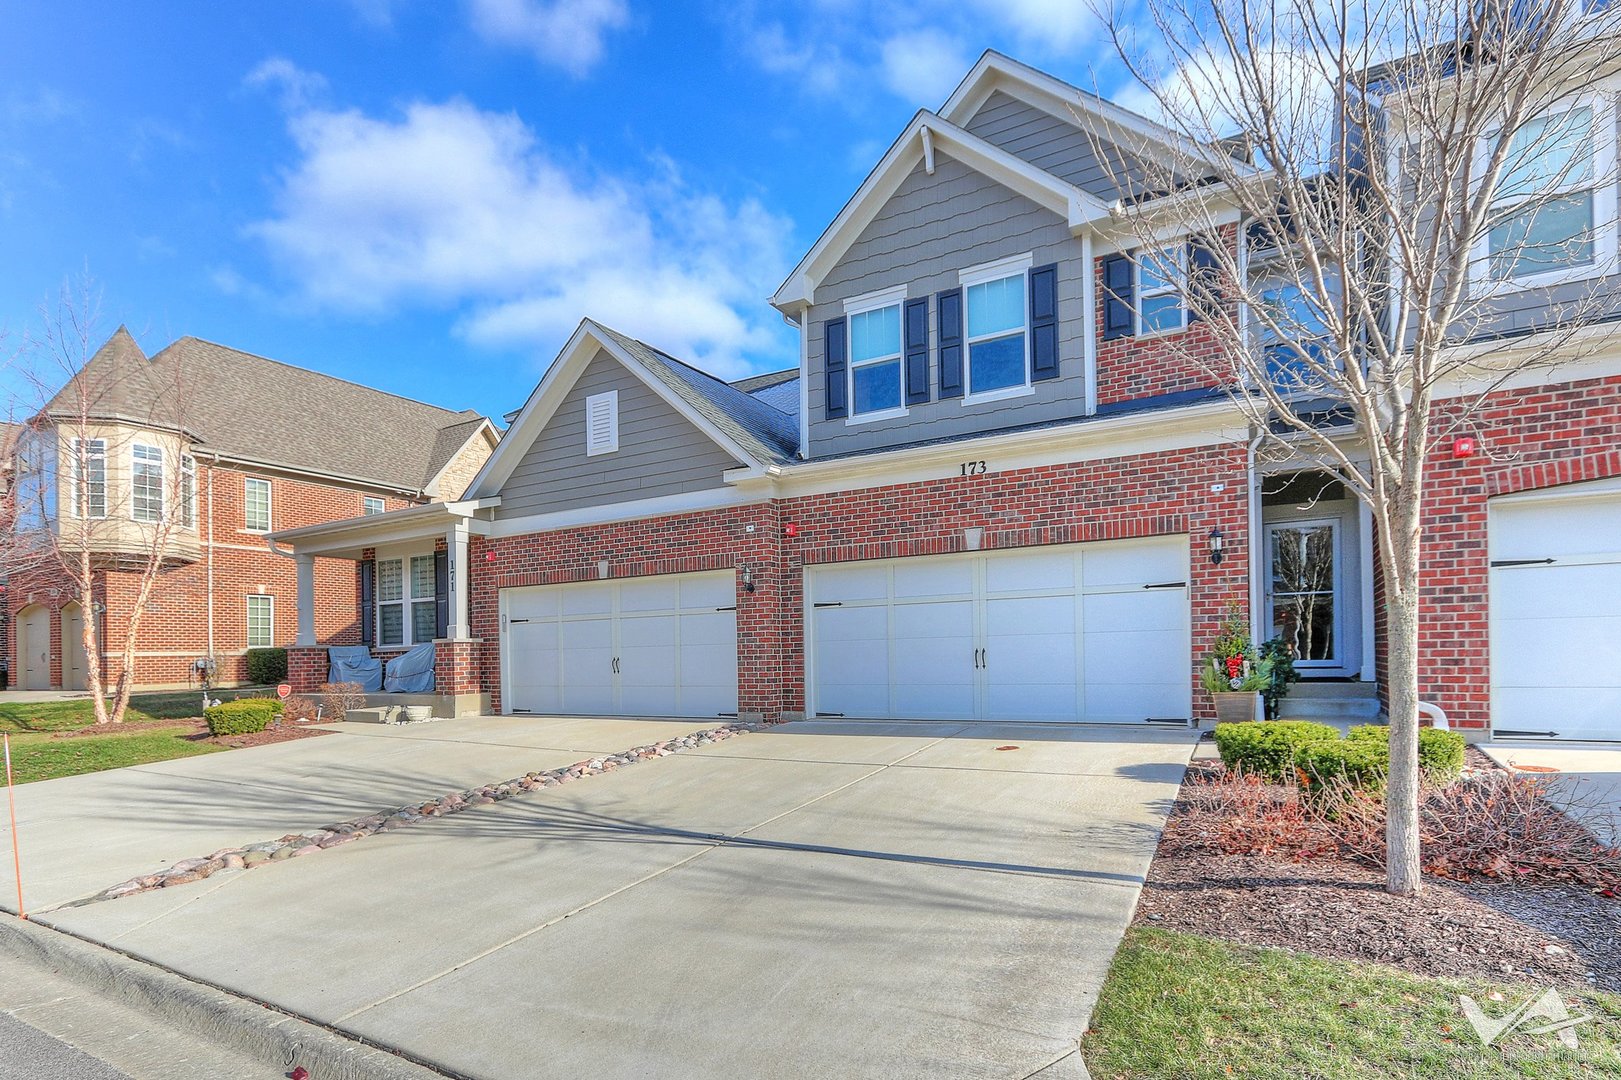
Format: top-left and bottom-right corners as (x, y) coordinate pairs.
(1135, 244), (1188, 337)
(246, 594), (274, 649)
(180, 455), (196, 529)
(842, 284), (909, 424)
(375, 549), (437, 647)
(131, 443), (164, 524)
(71, 438), (107, 519)
(959, 253), (1034, 405)
(362, 496), (386, 516)
(1470, 91), (1618, 296)
(243, 477), (271, 532)
(585, 391), (619, 456)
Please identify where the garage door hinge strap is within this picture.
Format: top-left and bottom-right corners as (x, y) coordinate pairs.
(715, 605), (737, 612)
(1489, 558), (1555, 567)
(813, 602), (843, 608)
(507, 618), (531, 624)
(1142, 581), (1187, 589)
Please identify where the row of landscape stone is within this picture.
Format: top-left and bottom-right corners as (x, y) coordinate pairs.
(77, 724), (754, 905)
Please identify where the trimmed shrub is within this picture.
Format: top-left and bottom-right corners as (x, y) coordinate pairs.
(1347, 725), (1468, 783)
(1295, 739), (1389, 797)
(204, 698), (284, 737)
(1213, 720), (1340, 781)
(245, 647), (288, 685)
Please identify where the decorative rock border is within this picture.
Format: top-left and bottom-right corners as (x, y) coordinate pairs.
(75, 724), (752, 907)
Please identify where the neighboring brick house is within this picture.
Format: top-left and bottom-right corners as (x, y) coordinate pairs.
(275, 51), (1621, 742)
(5, 328), (498, 691)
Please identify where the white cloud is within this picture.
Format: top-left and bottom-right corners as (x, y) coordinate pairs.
(247, 96), (794, 378)
(879, 29), (974, 106)
(466, 0), (630, 77)
(969, 0), (1100, 52)
(245, 57), (330, 112)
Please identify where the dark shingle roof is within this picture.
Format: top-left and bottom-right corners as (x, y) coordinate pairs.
(46, 330), (491, 493)
(591, 323), (800, 464)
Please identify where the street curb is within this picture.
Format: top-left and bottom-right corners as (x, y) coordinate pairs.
(0, 915), (453, 1080)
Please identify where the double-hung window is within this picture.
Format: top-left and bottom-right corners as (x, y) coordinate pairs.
(246, 595), (274, 648)
(71, 438), (107, 519)
(132, 444), (164, 523)
(244, 477), (271, 532)
(962, 256), (1030, 397)
(180, 455), (196, 528)
(1258, 282), (1333, 391)
(376, 554), (437, 646)
(1137, 246), (1187, 334)
(845, 287), (905, 417)
(1486, 103), (1602, 283)
(362, 496), (386, 516)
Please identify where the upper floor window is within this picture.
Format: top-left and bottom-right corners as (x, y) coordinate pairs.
(131, 444), (164, 523)
(243, 477), (271, 532)
(14, 431), (56, 530)
(961, 254), (1033, 398)
(1137, 246), (1188, 334)
(1258, 283), (1334, 391)
(180, 455), (196, 529)
(363, 496), (386, 516)
(847, 292), (904, 417)
(71, 438), (107, 519)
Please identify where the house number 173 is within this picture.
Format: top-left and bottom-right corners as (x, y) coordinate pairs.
(959, 460), (988, 477)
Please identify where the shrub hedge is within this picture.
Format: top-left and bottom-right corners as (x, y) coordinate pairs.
(204, 698), (284, 737)
(1348, 725), (1468, 782)
(1212, 720), (1340, 781)
(245, 647), (288, 685)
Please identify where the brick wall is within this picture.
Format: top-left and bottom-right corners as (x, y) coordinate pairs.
(469, 442), (1253, 722)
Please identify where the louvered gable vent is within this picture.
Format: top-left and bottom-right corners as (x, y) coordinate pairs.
(585, 390), (619, 455)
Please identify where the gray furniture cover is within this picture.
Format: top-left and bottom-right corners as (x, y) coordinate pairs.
(384, 642), (436, 693)
(328, 645), (382, 692)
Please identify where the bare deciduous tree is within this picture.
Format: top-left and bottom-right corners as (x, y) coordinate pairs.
(1092, 0), (1621, 893)
(4, 277), (196, 726)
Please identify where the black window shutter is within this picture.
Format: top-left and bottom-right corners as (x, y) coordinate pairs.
(1029, 263), (1059, 381)
(903, 297), (930, 405)
(1188, 236), (1222, 323)
(1101, 253), (1134, 340)
(937, 288), (964, 399)
(434, 549), (449, 640)
(823, 317), (848, 419)
(359, 559), (375, 647)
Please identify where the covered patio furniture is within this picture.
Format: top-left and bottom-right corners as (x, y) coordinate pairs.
(328, 645), (383, 692)
(384, 642), (436, 693)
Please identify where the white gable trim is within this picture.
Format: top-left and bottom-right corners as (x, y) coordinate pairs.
(464, 321), (765, 500)
(770, 113), (1109, 314)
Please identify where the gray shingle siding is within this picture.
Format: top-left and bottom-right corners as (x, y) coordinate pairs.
(806, 152), (1089, 458)
(964, 90), (1143, 203)
(494, 349), (742, 520)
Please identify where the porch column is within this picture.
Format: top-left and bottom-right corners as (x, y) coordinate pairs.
(446, 521), (471, 640)
(295, 554), (317, 647)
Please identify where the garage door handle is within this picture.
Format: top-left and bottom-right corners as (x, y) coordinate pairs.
(715, 605), (737, 612)
(1490, 558), (1555, 567)
(1143, 581), (1187, 590)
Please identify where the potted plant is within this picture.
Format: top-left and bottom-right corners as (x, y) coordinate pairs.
(1201, 602), (1274, 724)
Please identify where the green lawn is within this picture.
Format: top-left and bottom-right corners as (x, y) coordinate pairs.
(0, 690), (220, 734)
(1083, 928), (1621, 1079)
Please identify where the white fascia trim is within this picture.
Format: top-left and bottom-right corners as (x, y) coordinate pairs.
(463, 320), (766, 499)
(1489, 474), (1621, 507)
(958, 251), (1034, 286)
(843, 283), (909, 314)
(774, 399), (1249, 500)
(487, 486), (765, 539)
(1432, 334), (1621, 400)
(770, 113), (1106, 312)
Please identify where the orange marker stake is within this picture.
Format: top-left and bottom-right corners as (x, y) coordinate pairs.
(4, 733), (22, 920)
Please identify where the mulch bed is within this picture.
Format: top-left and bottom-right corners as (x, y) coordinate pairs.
(1136, 753), (1621, 991)
(50, 717), (332, 750)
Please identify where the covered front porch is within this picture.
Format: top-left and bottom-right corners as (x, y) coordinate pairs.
(268, 500), (498, 718)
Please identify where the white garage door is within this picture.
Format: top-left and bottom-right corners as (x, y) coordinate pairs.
(501, 571), (738, 718)
(1491, 484), (1621, 741)
(807, 537), (1190, 724)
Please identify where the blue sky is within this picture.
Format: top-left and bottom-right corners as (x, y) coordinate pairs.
(0, 1), (1135, 422)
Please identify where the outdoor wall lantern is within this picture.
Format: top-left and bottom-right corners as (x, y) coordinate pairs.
(1208, 527), (1225, 565)
(742, 565), (756, 593)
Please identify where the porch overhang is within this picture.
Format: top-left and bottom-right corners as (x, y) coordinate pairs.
(266, 498), (499, 561)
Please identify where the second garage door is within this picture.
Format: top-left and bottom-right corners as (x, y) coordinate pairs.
(501, 571), (738, 719)
(807, 536), (1191, 724)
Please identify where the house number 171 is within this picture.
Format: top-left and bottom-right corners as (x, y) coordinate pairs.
(959, 460), (988, 477)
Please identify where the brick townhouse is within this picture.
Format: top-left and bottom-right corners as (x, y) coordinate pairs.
(274, 52), (1621, 743)
(6, 328), (498, 691)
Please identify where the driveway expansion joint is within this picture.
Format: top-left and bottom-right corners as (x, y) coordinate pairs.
(59, 723), (753, 911)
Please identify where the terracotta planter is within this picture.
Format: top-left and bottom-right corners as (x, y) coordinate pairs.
(1211, 692), (1262, 724)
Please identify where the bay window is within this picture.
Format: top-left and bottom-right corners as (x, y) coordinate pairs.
(132, 444), (164, 523)
(72, 438), (107, 519)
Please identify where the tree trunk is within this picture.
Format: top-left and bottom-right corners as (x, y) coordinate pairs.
(1384, 500), (1425, 896)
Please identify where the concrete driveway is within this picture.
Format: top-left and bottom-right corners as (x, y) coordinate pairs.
(26, 718), (1195, 1080)
(1480, 742), (1621, 845)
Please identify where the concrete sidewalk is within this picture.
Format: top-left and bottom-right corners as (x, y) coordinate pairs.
(2, 716), (722, 913)
(32, 719), (1195, 1079)
(1480, 742), (1621, 844)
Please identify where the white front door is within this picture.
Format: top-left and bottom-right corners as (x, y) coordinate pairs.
(1266, 519), (1343, 673)
(1490, 484), (1621, 741)
(502, 571), (738, 719)
(807, 536), (1191, 724)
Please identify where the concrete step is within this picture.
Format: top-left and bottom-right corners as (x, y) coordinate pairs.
(1278, 681), (1383, 721)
